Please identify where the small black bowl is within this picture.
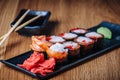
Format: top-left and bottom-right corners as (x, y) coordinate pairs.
(11, 9), (51, 36)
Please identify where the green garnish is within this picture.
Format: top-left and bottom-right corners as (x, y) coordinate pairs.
(97, 27), (112, 39)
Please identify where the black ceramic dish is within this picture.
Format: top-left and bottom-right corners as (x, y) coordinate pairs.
(1, 21), (120, 80)
(11, 9), (51, 36)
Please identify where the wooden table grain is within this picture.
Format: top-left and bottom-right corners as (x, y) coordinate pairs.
(0, 0), (120, 80)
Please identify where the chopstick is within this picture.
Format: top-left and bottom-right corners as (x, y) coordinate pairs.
(0, 9), (30, 46)
(0, 15), (41, 41)
(0, 13), (41, 46)
(15, 15), (41, 31)
(0, 35), (5, 40)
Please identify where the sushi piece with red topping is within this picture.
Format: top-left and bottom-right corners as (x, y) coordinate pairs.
(46, 43), (68, 62)
(74, 36), (94, 55)
(63, 41), (80, 59)
(70, 28), (88, 36)
(59, 33), (78, 41)
(46, 36), (65, 43)
(85, 32), (104, 49)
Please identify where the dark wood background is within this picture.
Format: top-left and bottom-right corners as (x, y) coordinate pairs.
(0, 0), (120, 80)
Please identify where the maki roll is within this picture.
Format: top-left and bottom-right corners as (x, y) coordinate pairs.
(30, 35), (52, 52)
(74, 36), (94, 55)
(85, 32), (104, 49)
(59, 33), (78, 41)
(46, 35), (65, 43)
(46, 43), (68, 63)
(70, 28), (88, 36)
(63, 41), (80, 59)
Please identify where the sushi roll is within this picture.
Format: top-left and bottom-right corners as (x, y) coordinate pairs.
(70, 28), (88, 36)
(46, 43), (68, 62)
(63, 41), (80, 59)
(59, 33), (78, 41)
(74, 36), (94, 55)
(85, 32), (104, 49)
(46, 35), (65, 43)
(30, 35), (52, 52)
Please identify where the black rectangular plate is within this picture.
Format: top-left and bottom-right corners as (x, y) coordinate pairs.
(1, 21), (120, 80)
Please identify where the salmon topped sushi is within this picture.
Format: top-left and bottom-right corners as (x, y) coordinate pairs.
(63, 41), (80, 58)
(85, 32), (104, 49)
(59, 33), (78, 40)
(30, 35), (52, 52)
(70, 28), (88, 36)
(46, 43), (68, 62)
(74, 36), (94, 55)
(46, 35), (65, 43)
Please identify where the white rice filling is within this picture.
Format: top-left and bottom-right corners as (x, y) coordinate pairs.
(63, 33), (77, 39)
(85, 32), (102, 38)
(72, 29), (86, 34)
(50, 43), (68, 53)
(63, 41), (78, 49)
(76, 36), (93, 43)
(49, 36), (65, 43)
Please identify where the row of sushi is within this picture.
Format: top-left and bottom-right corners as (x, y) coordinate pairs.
(30, 28), (104, 62)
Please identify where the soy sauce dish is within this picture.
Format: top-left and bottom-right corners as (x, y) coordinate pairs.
(11, 9), (51, 36)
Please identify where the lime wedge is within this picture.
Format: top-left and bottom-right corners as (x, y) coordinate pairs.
(97, 27), (112, 39)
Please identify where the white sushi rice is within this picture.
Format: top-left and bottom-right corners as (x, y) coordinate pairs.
(63, 41), (78, 49)
(85, 32), (102, 38)
(49, 36), (65, 43)
(50, 43), (68, 53)
(62, 33), (77, 39)
(76, 36), (93, 44)
(72, 29), (86, 34)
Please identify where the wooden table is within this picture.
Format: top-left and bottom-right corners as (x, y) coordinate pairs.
(0, 0), (120, 80)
